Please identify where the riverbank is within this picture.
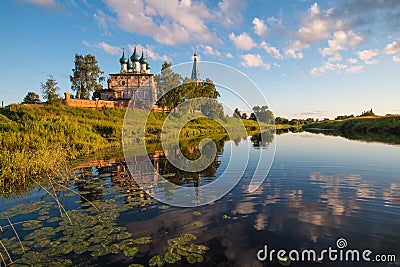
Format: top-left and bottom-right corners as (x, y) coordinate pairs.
(0, 105), (267, 195)
(303, 115), (400, 134)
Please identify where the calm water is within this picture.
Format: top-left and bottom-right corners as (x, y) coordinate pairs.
(0, 132), (399, 266)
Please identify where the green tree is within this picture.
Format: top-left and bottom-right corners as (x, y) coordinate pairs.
(41, 75), (61, 104)
(70, 54), (105, 99)
(155, 61), (182, 113)
(233, 108), (241, 118)
(251, 106), (274, 124)
(22, 91), (40, 104)
(201, 99), (225, 120)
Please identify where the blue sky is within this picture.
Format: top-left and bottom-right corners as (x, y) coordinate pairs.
(1, 0), (399, 119)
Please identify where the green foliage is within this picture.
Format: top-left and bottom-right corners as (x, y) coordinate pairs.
(70, 54), (105, 99)
(249, 106), (274, 124)
(233, 108), (241, 118)
(22, 91), (41, 104)
(335, 114), (354, 120)
(304, 115), (400, 136)
(358, 108), (376, 117)
(155, 63), (220, 112)
(41, 75), (61, 104)
(0, 105), (124, 195)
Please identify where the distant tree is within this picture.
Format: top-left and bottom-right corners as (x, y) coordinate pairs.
(70, 54), (105, 99)
(275, 117), (289, 124)
(335, 115), (354, 120)
(251, 106), (274, 124)
(358, 109), (375, 117)
(41, 75), (61, 104)
(233, 108), (241, 118)
(305, 118), (315, 124)
(241, 113), (248, 120)
(23, 91), (40, 104)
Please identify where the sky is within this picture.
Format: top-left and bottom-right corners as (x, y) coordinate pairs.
(0, 0), (399, 119)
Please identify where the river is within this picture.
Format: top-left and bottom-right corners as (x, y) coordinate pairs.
(0, 131), (399, 266)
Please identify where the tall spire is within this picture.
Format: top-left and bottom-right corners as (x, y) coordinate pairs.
(191, 50), (200, 81)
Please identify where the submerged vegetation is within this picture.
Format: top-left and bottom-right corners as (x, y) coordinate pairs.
(0, 172), (209, 266)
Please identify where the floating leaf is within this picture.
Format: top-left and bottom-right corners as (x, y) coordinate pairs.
(158, 205), (170, 210)
(180, 233), (196, 243)
(222, 214), (231, 219)
(164, 251), (181, 264)
(123, 246), (139, 257)
(149, 255), (165, 267)
(90, 245), (111, 257)
(186, 253), (203, 264)
(129, 264), (144, 267)
(192, 221), (203, 227)
(59, 242), (74, 254)
(133, 236), (152, 245)
(22, 220), (42, 230)
(192, 211), (201, 216)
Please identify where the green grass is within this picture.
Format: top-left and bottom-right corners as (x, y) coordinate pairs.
(303, 115), (400, 135)
(1, 105), (269, 196)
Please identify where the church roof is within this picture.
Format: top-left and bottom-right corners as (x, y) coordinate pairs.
(131, 46), (140, 62)
(119, 49), (128, 64)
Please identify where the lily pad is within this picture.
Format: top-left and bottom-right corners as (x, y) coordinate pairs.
(158, 205), (170, 210)
(149, 255), (165, 267)
(164, 251), (181, 264)
(129, 264), (144, 267)
(133, 236), (152, 245)
(59, 242), (74, 254)
(186, 253), (203, 264)
(22, 220), (42, 230)
(123, 246), (139, 257)
(192, 221), (203, 227)
(192, 211), (202, 216)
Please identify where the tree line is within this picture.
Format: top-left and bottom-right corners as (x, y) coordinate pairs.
(155, 61), (224, 119)
(22, 53), (105, 104)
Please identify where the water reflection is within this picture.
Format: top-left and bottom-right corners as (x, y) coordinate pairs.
(1, 132), (399, 266)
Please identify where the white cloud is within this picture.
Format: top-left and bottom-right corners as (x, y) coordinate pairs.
(229, 32), (256, 50)
(295, 3), (332, 45)
(384, 41), (400, 54)
(241, 54), (270, 69)
(346, 65), (364, 73)
(321, 30), (363, 56)
(310, 61), (347, 76)
(225, 52), (233, 58)
(285, 49), (303, 59)
(103, 0), (217, 45)
(201, 45), (221, 57)
(83, 41), (121, 55)
(252, 17), (268, 36)
(217, 0), (247, 28)
(393, 55), (400, 62)
(284, 40), (307, 59)
(357, 49), (379, 64)
(348, 58), (358, 64)
(260, 41), (283, 59)
(327, 53), (342, 62)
